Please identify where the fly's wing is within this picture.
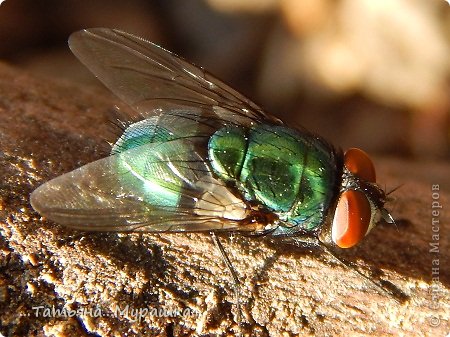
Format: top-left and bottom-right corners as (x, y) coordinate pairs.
(30, 28), (278, 233)
(30, 139), (256, 232)
(68, 28), (280, 133)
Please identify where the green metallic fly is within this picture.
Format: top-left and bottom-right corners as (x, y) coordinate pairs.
(30, 28), (398, 324)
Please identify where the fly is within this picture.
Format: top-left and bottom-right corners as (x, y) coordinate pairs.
(30, 28), (402, 330)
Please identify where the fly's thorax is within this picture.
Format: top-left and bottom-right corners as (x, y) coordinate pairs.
(208, 123), (339, 235)
(322, 148), (391, 249)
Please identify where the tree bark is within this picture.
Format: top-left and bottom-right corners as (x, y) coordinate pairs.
(1, 62), (448, 337)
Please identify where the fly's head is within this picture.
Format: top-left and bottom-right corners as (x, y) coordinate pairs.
(323, 148), (394, 249)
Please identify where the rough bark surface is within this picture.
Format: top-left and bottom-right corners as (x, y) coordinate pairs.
(0, 62), (449, 337)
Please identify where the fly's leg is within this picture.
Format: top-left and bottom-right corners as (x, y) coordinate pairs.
(319, 242), (408, 303)
(288, 236), (408, 302)
(210, 232), (243, 333)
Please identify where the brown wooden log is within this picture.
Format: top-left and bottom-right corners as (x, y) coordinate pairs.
(1, 62), (448, 336)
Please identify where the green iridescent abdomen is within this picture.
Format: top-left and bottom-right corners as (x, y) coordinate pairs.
(208, 124), (338, 232)
(111, 118), (186, 208)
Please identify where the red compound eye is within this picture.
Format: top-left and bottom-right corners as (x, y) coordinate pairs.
(344, 148), (376, 182)
(332, 190), (371, 248)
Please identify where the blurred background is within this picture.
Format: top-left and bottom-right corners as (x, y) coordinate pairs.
(0, 0), (449, 159)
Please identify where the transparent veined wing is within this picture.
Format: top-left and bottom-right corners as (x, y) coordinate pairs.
(68, 28), (280, 132)
(30, 138), (258, 232)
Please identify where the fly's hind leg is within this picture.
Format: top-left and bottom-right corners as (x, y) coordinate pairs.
(210, 232), (243, 334)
